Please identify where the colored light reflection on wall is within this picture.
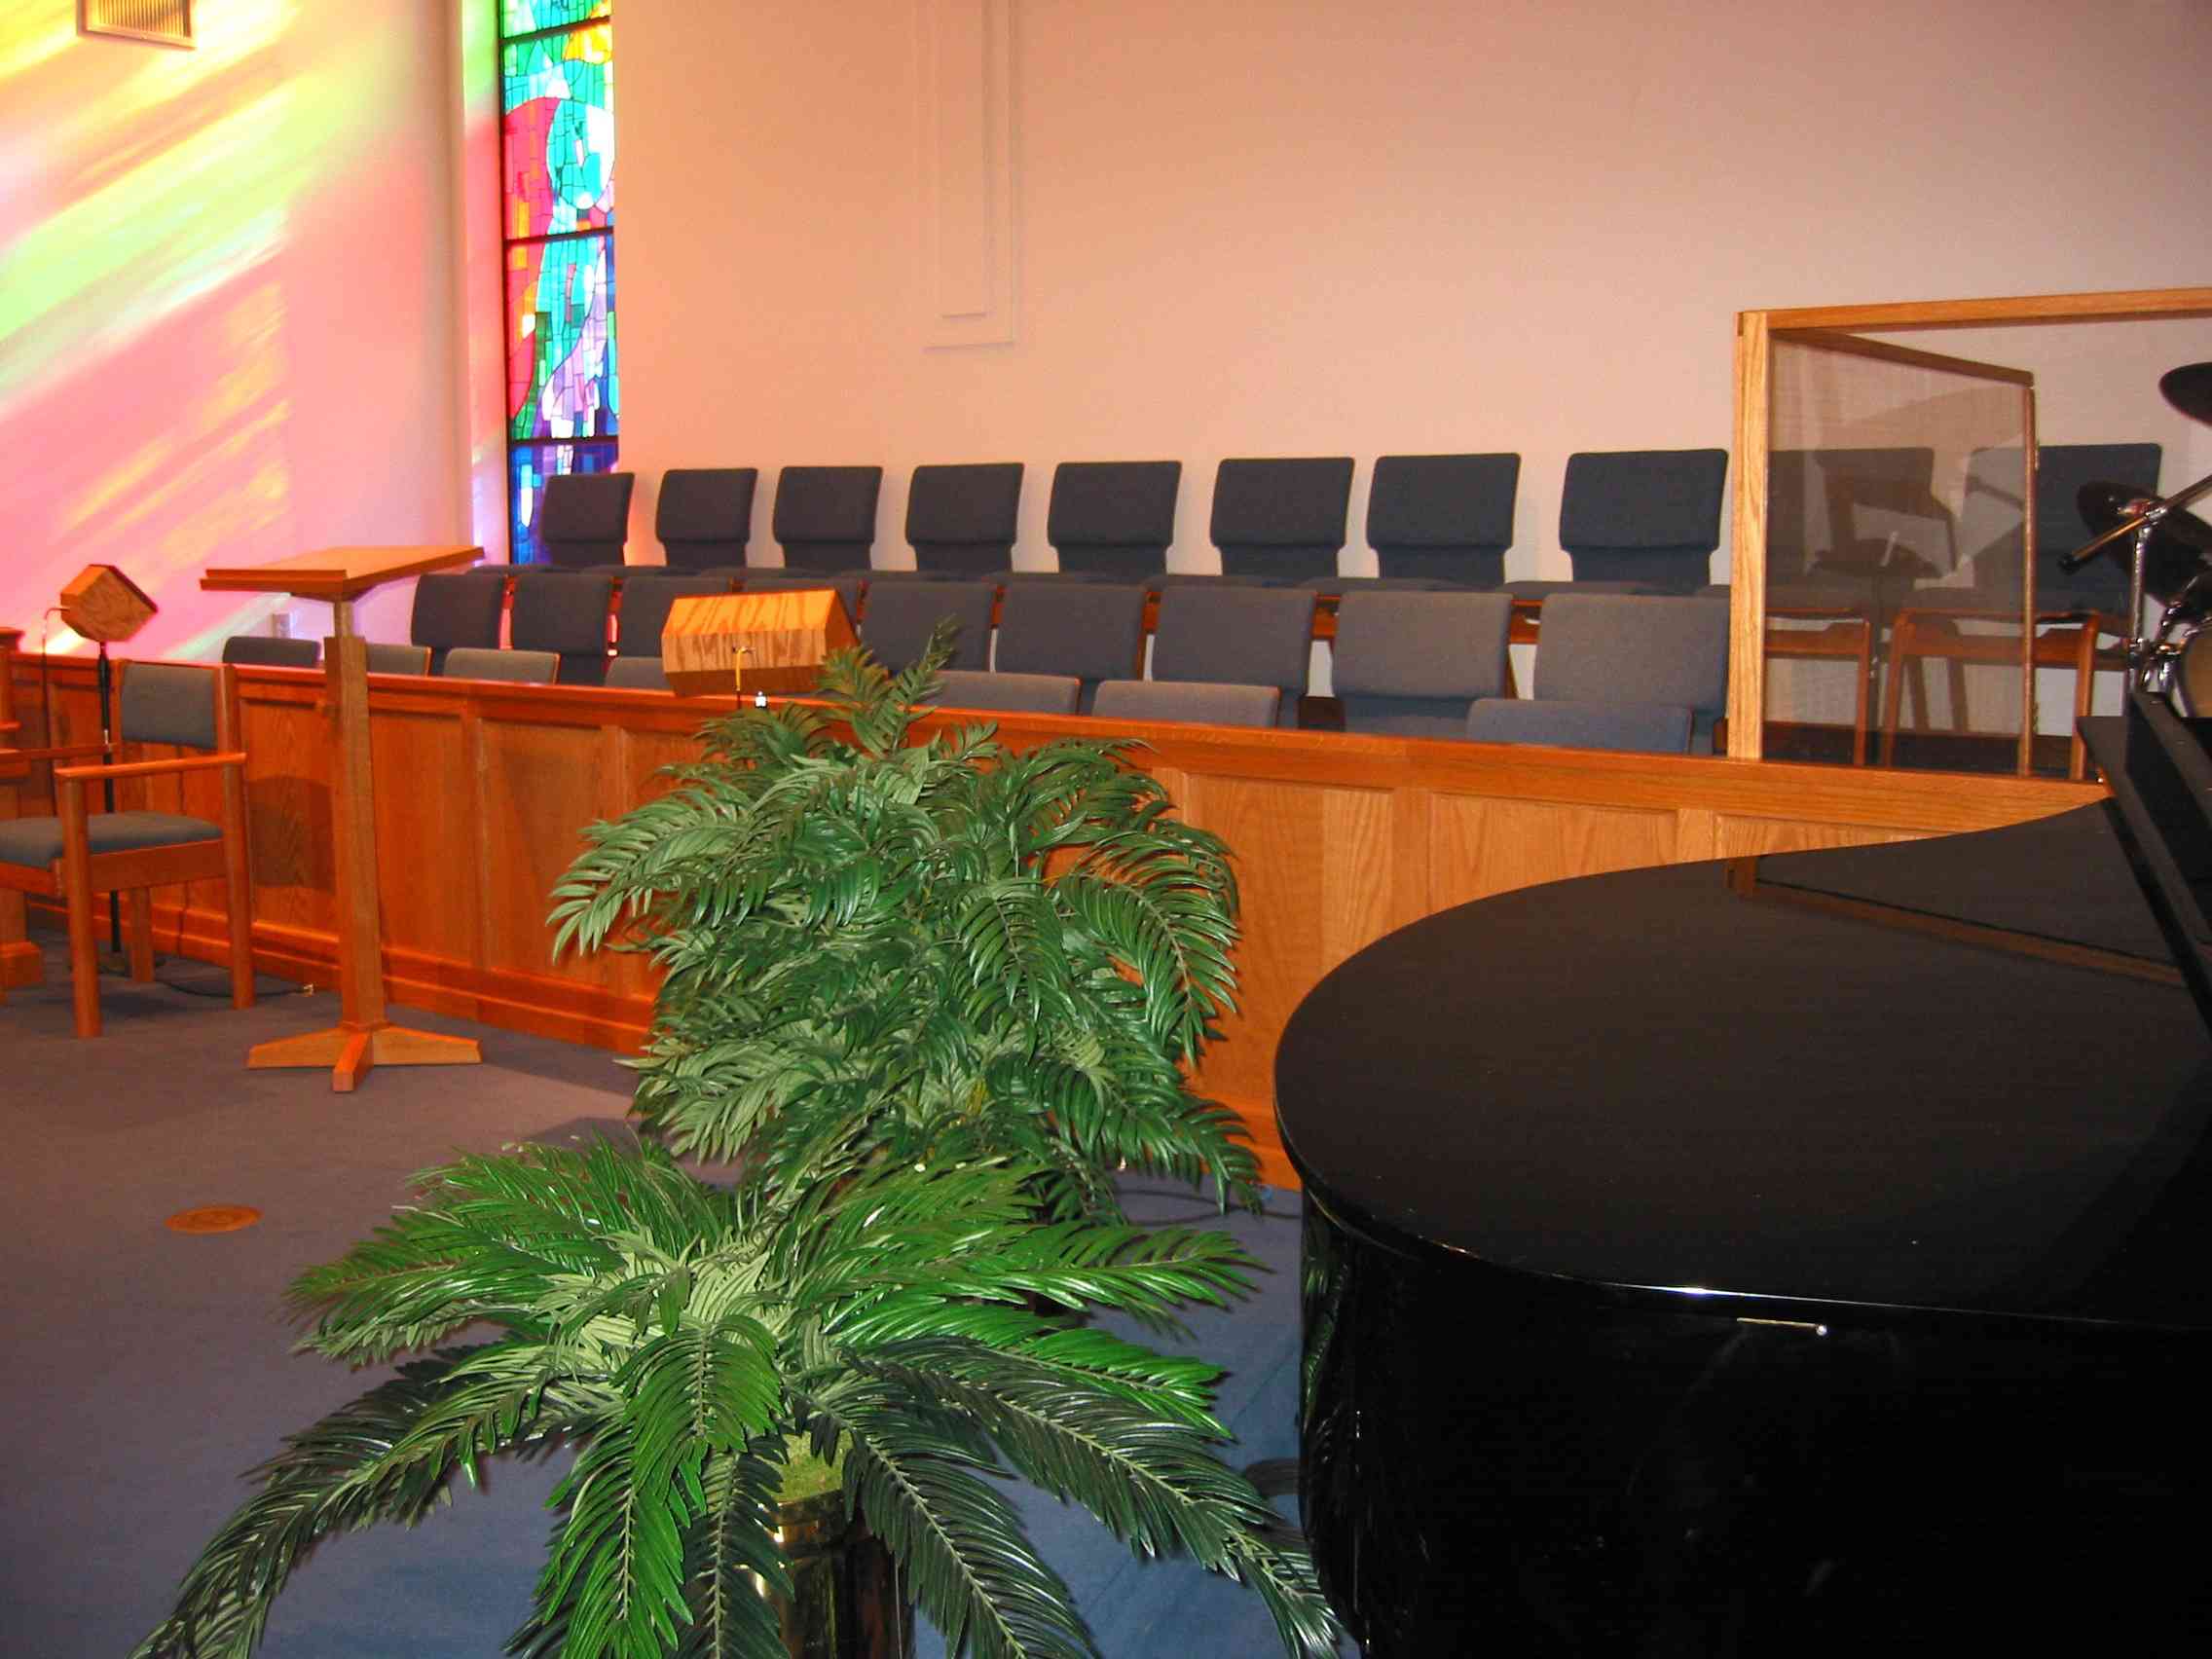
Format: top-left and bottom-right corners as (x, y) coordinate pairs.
(0, 1), (465, 660)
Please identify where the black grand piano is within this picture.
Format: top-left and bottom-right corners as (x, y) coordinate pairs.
(1276, 693), (2212, 1654)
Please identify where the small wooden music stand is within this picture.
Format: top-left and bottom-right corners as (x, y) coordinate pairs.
(202, 547), (485, 1090)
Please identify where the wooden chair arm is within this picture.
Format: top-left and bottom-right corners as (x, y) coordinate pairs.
(4, 741), (113, 764)
(55, 752), (248, 785)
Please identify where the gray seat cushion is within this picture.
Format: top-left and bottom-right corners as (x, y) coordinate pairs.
(934, 670), (1083, 715)
(0, 811), (222, 869)
(1463, 697), (1694, 755)
(1090, 679), (1280, 727)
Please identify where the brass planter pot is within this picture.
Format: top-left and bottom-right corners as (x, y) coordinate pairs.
(774, 1492), (913, 1658)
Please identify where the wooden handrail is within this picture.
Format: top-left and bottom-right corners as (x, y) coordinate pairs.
(54, 752), (247, 784)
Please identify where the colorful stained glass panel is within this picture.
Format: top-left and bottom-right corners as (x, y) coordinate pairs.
(501, 0), (608, 33)
(509, 441), (619, 566)
(501, 24), (613, 237)
(507, 234), (618, 441)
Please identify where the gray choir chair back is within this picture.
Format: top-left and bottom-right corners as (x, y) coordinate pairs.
(933, 670), (1082, 716)
(739, 569), (868, 619)
(1205, 457), (1354, 584)
(655, 467), (757, 572)
(992, 583), (1148, 712)
(1046, 460), (1180, 580)
(1961, 441), (2163, 613)
(1331, 591), (1514, 737)
(615, 572), (728, 659)
(1090, 680), (1280, 728)
(535, 471), (635, 570)
(1761, 447), (1937, 608)
(1505, 449), (1729, 601)
(439, 646), (560, 684)
(1464, 593), (1728, 754)
(1319, 453), (1521, 592)
(771, 464), (882, 572)
(603, 655), (671, 691)
(1149, 583), (1316, 727)
(120, 662), (224, 749)
(858, 579), (995, 673)
(363, 642), (432, 676)
(220, 635), (319, 669)
(408, 569), (506, 673)
(906, 462), (1023, 577)
(507, 570), (614, 683)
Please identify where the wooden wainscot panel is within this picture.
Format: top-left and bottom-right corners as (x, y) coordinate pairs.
(372, 707), (478, 964)
(473, 714), (626, 983)
(238, 694), (338, 937)
(1180, 773), (1394, 1132)
(1427, 794), (1682, 911)
(1714, 815), (1930, 860)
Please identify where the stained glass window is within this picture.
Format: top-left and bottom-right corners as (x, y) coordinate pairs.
(500, 24), (612, 238)
(501, 1), (608, 34)
(506, 236), (617, 440)
(499, 2), (616, 565)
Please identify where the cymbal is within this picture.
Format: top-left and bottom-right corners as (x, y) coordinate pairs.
(2075, 480), (2212, 600)
(2162, 361), (2212, 426)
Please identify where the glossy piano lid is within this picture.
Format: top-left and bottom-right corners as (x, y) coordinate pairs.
(1275, 803), (2212, 1331)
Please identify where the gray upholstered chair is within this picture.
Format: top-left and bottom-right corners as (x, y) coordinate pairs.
(858, 579), (995, 673)
(933, 670), (1083, 716)
(1505, 449), (1729, 601)
(1316, 453), (1520, 592)
(771, 464), (882, 573)
(656, 467), (757, 572)
(1176, 456), (1353, 586)
(439, 647), (560, 684)
(992, 583), (1148, 711)
(364, 643), (432, 676)
(1090, 680), (1280, 727)
(1330, 591), (1514, 737)
(221, 635), (319, 669)
(604, 655), (672, 691)
(0, 662), (254, 1037)
(906, 462), (1023, 577)
(533, 471), (635, 571)
(1464, 593), (1728, 754)
(1040, 460), (1179, 581)
(616, 572), (728, 661)
(1149, 583), (1316, 727)
(508, 571), (614, 683)
(409, 570), (506, 673)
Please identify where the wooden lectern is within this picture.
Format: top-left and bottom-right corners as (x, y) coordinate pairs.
(660, 588), (857, 696)
(201, 547), (485, 1091)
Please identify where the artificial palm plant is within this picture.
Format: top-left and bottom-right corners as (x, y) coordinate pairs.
(141, 632), (1336, 1657)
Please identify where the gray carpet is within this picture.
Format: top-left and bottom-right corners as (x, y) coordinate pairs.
(0, 932), (1322, 1657)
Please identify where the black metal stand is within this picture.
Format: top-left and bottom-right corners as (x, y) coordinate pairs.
(94, 642), (121, 955)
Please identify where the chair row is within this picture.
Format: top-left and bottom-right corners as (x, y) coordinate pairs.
(227, 590), (1725, 756)
(526, 449), (1731, 593)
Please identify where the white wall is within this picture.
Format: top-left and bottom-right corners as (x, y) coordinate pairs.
(617, 0), (2212, 587)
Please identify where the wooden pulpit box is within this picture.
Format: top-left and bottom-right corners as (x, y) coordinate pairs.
(59, 564), (158, 645)
(660, 587), (858, 696)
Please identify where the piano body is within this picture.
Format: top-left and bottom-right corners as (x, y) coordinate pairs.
(1276, 695), (2212, 1654)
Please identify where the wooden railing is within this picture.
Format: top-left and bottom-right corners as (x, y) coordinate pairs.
(4, 653), (2103, 1183)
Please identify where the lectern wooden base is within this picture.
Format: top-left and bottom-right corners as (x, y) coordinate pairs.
(203, 545), (490, 1093)
(248, 1020), (483, 1093)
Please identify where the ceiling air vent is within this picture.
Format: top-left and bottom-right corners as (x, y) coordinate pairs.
(81, 0), (194, 48)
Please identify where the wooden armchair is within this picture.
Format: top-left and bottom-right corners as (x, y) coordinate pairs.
(0, 661), (254, 1037)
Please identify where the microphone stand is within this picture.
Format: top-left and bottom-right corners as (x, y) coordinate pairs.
(95, 640), (122, 955)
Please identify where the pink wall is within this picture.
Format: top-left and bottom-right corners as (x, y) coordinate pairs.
(0, 2), (482, 660)
(614, 0), (2212, 584)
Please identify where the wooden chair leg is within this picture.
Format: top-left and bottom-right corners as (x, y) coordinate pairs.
(1852, 620), (1873, 766)
(224, 830), (255, 1012)
(126, 887), (154, 980)
(1879, 616), (1914, 766)
(59, 780), (99, 1038)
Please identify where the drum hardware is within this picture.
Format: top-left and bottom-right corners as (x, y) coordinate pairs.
(2060, 473), (2212, 693)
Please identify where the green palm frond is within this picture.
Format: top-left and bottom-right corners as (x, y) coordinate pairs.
(133, 1347), (554, 1659)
